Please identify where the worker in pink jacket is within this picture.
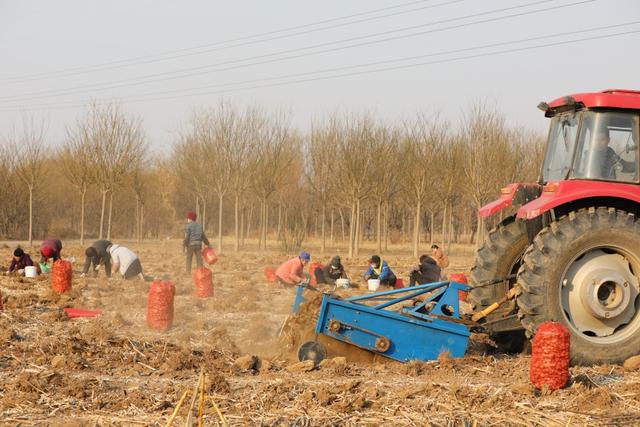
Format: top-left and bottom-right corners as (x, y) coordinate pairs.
(275, 251), (311, 286)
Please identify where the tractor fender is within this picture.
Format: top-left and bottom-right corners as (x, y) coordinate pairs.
(479, 183), (541, 218)
(517, 180), (640, 219)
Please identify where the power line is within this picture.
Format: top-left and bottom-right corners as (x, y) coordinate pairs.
(0, 0), (593, 102)
(2, 25), (636, 113)
(0, 0), (454, 83)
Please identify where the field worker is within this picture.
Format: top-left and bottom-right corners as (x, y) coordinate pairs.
(364, 255), (397, 287)
(81, 239), (112, 278)
(276, 251), (311, 286)
(315, 256), (348, 285)
(108, 244), (145, 280)
(40, 238), (63, 264)
(431, 244), (449, 269)
(183, 211), (211, 274)
(7, 247), (35, 275)
(409, 254), (441, 286)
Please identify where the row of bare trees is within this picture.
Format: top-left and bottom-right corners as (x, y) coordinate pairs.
(0, 101), (544, 257)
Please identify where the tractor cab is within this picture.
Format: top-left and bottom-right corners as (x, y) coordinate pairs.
(543, 110), (639, 184)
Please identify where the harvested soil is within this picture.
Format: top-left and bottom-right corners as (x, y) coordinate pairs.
(0, 240), (638, 425)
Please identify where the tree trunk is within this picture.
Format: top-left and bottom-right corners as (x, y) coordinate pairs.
(234, 194), (240, 252)
(260, 199), (267, 250)
(277, 203), (282, 237)
(330, 208), (334, 244)
(28, 186), (33, 246)
(264, 200), (269, 250)
(429, 210), (435, 247)
(202, 198), (207, 235)
(376, 201), (382, 254)
(441, 202), (447, 248)
(447, 203), (453, 252)
(135, 195), (140, 242)
(354, 199), (361, 257)
(107, 191), (114, 240)
(246, 205), (253, 245)
(80, 188), (86, 247)
(140, 203), (144, 242)
(383, 202), (389, 251)
(195, 196), (200, 219)
(339, 208), (345, 242)
(413, 198), (421, 257)
(348, 202), (355, 258)
(218, 193), (224, 253)
(99, 189), (107, 239)
(321, 203), (326, 255)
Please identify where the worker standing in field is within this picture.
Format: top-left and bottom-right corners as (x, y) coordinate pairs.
(81, 239), (112, 277)
(364, 255), (397, 287)
(6, 247), (35, 275)
(108, 244), (146, 280)
(431, 244), (449, 269)
(408, 254), (441, 286)
(275, 251), (310, 286)
(40, 238), (63, 264)
(183, 211), (211, 274)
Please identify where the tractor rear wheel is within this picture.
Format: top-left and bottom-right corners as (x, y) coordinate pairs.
(470, 216), (529, 352)
(517, 207), (640, 365)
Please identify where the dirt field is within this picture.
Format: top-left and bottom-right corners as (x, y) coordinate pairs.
(0, 240), (639, 426)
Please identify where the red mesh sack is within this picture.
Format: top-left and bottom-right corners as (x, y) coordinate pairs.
(394, 278), (405, 289)
(530, 321), (570, 390)
(202, 247), (219, 265)
(192, 267), (213, 298)
(51, 260), (72, 294)
(448, 273), (469, 301)
(264, 267), (277, 283)
(146, 280), (175, 332)
(309, 262), (323, 285)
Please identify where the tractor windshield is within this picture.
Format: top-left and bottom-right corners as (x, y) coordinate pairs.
(572, 111), (639, 182)
(542, 113), (579, 181)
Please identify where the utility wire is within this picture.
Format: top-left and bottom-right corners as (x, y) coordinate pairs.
(2, 25), (636, 112)
(0, 0), (594, 102)
(0, 0), (455, 83)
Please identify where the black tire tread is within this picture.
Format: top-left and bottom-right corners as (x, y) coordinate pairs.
(516, 207), (640, 365)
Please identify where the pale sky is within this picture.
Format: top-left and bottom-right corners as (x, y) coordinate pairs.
(1, 0), (639, 152)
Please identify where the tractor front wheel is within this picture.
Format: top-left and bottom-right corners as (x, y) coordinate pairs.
(517, 207), (640, 365)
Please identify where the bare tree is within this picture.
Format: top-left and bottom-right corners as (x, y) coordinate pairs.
(401, 114), (445, 257)
(305, 119), (339, 254)
(84, 102), (147, 239)
(63, 116), (95, 246)
(334, 114), (377, 257)
(9, 116), (48, 245)
(252, 113), (297, 250)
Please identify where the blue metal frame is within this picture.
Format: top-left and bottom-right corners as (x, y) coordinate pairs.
(314, 281), (471, 362)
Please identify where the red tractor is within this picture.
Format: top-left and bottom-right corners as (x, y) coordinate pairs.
(471, 89), (640, 365)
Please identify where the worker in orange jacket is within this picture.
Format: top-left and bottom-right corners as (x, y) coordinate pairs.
(431, 244), (449, 269)
(275, 251), (310, 286)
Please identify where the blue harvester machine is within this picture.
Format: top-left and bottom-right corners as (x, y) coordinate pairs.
(294, 280), (472, 363)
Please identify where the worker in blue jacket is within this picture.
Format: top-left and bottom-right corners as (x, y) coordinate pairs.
(364, 255), (397, 287)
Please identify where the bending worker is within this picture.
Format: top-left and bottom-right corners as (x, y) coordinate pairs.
(108, 244), (146, 281)
(364, 255), (397, 287)
(276, 251), (311, 286)
(81, 239), (112, 278)
(40, 238), (62, 264)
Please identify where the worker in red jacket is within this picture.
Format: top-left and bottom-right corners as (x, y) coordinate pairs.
(40, 238), (63, 264)
(275, 251), (310, 286)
